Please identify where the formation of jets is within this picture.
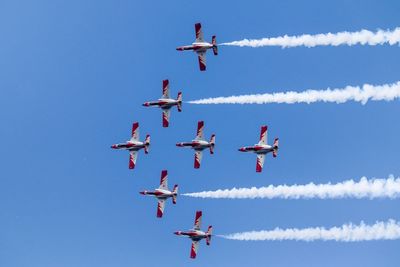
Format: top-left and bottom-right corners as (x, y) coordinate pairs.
(111, 23), (280, 259)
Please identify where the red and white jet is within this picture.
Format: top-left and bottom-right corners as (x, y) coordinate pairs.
(176, 23), (218, 71)
(176, 121), (215, 169)
(111, 122), (150, 169)
(139, 170), (178, 218)
(142, 79), (182, 127)
(239, 125), (279, 172)
(174, 211), (213, 259)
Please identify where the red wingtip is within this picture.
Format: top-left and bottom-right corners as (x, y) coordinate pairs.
(196, 121), (205, 135)
(256, 159), (262, 172)
(194, 159), (200, 169)
(157, 210), (163, 218)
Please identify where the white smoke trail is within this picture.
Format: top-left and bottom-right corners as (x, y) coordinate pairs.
(221, 28), (400, 48)
(188, 81), (400, 105)
(220, 220), (400, 241)
(182, 176), (400, 199)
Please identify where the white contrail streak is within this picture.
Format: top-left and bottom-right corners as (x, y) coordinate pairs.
(220, 220), (400, 241)
(188, 81), (400, 105)
(221, 28), (400, 48)
(182, 176), (400, 199)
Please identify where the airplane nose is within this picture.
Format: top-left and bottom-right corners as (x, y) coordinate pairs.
(139, 191), (146, 195)
(176, 47), (183, 51)
(239, 147), (246, 152)
(142, 102), (149, 107)
(174, 231), (181, 235)
(111, 144), (117, 149)
(176, 143), (183, 147)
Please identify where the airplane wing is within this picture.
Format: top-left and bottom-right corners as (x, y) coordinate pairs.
(194, 150), (202, 169)
(197, 52), (206, 71)
(156, 199), (166, 218)
(129, 151), (137, 169)
(193, 211), (202, 230)
(190, 240), (199, 259)
(256, 154), (265, 172)
(195, 121), (204, 140)
(158, 170), (168, 190)
(162, 79), (169, 99)
(194, 23), (204, 42)
(130, 122), (139, 142)
(258, 125), (268, 145)
(162, 108), (170, 128)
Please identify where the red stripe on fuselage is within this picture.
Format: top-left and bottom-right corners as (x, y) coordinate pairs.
(142, 191), (167, 196)
(179, 231), (204, 237)
(113, 143), (144, 150)
(176, 45), (212, 51)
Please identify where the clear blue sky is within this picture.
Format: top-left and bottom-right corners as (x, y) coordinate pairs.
(1, 0), (400, 266)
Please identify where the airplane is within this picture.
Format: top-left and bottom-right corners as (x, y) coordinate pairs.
(139, 170), (178, 218)
(176, 23), (218, 71)
(174, 211), (213, 259)
(111, 122), (150, 169)
(238, 125), (279, 172)
(176, 121), (215, 169)
(142, 79), (182, 128)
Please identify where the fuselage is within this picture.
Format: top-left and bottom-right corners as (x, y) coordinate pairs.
(143, 98), (180, 108)
(140, 188), (175, 198)
(176, 42), (214, 52)
(111, 141), (145, 151)
(176, 139), (211, 150)
(239, 144), (275, 154)
(174, 229), (208, 241)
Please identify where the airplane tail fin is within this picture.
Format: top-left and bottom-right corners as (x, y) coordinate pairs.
(209, 134), (216, 154)
(212, 35), (218, 55)
(206, 226), (213, 245)
(172, 184), (178, 204)
(177, 92), (183, 112)
(144, 135), (151, 154)
(172, 184), (179, 194)
(272, 138), (279, 158)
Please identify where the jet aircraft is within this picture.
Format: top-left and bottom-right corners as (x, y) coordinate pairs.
(176, 23), (217, 71)
(111, 122), (150, 169)
(238, 125), (279, 172)
(174, 211), (213, 259)
(139, 170), (178, 218)
(142, 79), (182, 127)
(176, 121), (215, 169)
